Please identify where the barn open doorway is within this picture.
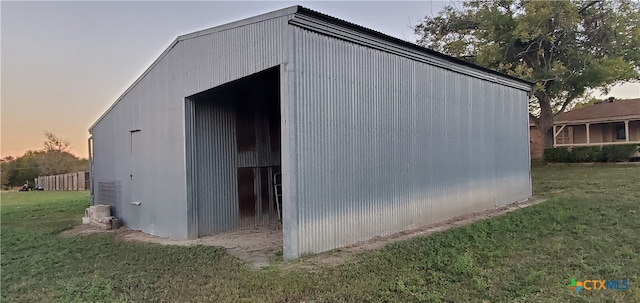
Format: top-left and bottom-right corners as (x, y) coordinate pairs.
(185, 66), (282, 240)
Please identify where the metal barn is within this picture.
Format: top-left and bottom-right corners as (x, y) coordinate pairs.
(89, 6), (533, 259)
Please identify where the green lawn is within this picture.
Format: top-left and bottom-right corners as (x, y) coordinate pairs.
(2, 164), (639, 302)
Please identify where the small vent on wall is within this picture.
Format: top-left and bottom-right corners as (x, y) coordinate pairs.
(97, 181), (120, 213)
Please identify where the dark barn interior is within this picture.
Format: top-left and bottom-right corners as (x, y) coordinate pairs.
(187, 66), (282, 236)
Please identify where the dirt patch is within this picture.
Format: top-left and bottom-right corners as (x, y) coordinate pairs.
(62, 198), (544, 268)
(61, 224), (113, 236)
(62, 223), (283, 267)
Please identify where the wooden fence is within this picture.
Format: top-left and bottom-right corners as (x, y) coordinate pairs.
(34, 171), (89, 191)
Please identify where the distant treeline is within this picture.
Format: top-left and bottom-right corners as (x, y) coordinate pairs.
(1, 132), (88, 189)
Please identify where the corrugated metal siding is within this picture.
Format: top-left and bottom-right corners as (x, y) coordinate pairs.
(91, 15), (291, 240)
(284, 27), (531, 258)
(91, 6), (531, 257)
(236, 114), (282, 168)
(184, 100), (197, 238)
(184, 17), (288, 237)
(192, 101), (239, 235)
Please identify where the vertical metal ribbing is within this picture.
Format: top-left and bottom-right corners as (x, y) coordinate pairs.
(185, 98), (198, 239)
(90, 15), (293, 240)
(282, 24), (300, 259)
(290, 27), (532, 257)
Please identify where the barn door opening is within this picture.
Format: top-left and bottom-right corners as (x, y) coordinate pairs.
(186, 66), (282, 237)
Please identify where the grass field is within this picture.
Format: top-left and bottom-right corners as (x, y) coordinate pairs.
(2, 164), (639, 302)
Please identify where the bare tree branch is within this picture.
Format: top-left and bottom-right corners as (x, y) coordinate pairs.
(554, 92), (580, 115)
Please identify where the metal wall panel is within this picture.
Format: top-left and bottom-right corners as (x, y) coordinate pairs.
(236, 114), (282, 168)
(283, 27), (531, 258)
(192, 101), (239, 235)
(90, 14), (292, 240)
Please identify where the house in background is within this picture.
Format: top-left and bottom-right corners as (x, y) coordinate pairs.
(528, 98), (640, 159)
(552, 98), (640, 148)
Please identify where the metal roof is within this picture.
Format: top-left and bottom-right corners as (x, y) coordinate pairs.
(293, 6), (534, 88)
(90, 5), (534, 131)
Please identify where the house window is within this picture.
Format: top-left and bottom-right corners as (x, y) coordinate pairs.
(615, 124), (626, 140)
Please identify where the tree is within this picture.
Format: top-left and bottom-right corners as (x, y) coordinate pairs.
(1, 151), (42, 188)
(414, 0), (640, 147)
(39, 131), (78, 175)
(1, 132), (87, 188)
(1, 157), (13, 189)
(43, 131), (71, 152)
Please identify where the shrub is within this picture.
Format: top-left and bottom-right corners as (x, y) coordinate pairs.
(543, 145), (639, 163)
(570, 146), (602, 162)
(600, 144), (639, 162)
(594, 147), (609, 162)
(543, 147), (571, 162)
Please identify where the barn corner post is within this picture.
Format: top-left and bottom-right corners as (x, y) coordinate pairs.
(184, 97), (198, 239)
(280, 26), (300, 260)
(88, 136), (94, 205)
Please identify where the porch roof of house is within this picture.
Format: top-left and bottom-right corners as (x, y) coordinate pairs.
(554, 98), (640, 124)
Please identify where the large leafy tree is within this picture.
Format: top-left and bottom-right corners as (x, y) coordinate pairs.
(414, 0), (640, 147)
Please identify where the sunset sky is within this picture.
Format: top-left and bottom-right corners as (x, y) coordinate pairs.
(2, 1), (638, 159)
